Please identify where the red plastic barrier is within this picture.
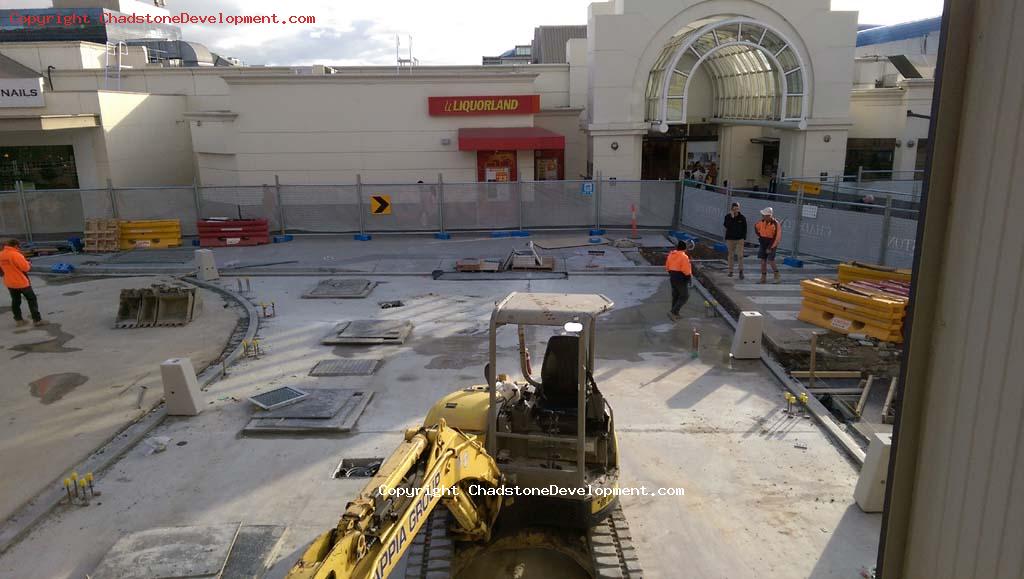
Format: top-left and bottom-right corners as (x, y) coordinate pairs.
(197, 219), (270, 247)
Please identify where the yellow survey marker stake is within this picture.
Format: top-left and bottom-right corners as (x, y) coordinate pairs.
(370, 195), (391, 215)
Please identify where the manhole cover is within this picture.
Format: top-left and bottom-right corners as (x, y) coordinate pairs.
(321, 320), (414, 345)
(302, 279), (376, 299)
(309, 359), (382, 377)
(105, 248), (196, 264)
(248, 386), (308, 410)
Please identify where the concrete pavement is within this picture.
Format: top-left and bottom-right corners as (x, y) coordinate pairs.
(0, 275), (240, 522)
(0, 266), (879, 578)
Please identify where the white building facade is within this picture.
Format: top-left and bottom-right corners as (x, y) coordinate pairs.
(0, 0), (937, 190)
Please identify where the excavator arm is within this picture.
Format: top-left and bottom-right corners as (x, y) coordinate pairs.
(287, 419), (503, 579)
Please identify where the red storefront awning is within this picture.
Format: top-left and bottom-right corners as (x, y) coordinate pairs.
(458, 127), (565, 151)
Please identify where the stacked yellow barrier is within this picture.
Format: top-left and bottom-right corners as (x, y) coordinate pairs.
(837, 262), (912, 284)
(798, 278), (907, 343)
(119, 219), (182, 250)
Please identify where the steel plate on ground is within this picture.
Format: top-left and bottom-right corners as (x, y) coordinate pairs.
(248, 386), (308, 410)
(302, 278), (376, 299)
(253, 388), (360, 419)
(321, 320), (413, 345)
(91, 523), (241, 579)
(104, 248), (196, 264)
(220, 525), (286, 579)
(243, 389), (373, 433)
(309, 358), (382, 376)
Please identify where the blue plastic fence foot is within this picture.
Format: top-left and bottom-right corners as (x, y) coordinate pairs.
(589, 229), (606, 236)
(51, 263), (75, 274)
(272, 234), (294, 243)
(713, 242), (728, 253)
(491, 231), (511, 238)
(353, 234), (372, 241)
(783, 256), (804, 268)
(510, 230), (531, 237)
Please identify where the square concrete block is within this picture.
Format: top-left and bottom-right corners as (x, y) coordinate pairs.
(854, 432), (892, 513)
(730, 311), (763, 359)
(194, 249), (219, 281)
(161, 357), (203, 416)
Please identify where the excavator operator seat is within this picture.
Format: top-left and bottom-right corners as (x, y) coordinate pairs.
(539, 335), (582, 411)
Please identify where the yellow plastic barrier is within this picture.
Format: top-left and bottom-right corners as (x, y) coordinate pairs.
(119, 219), (182, 250)
(837, 262), (912, 284)
(798, 278), (907, 343)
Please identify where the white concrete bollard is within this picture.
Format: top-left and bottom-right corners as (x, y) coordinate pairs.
(194, 249), (219, 281)
(161, 358), (203, 416)
(854, 432), (893, 512)
(730, 311), (763, 359)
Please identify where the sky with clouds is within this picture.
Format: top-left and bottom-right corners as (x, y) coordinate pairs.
(7, 0), (945, 66)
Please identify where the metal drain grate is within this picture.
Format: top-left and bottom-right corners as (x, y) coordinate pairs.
(302, 279), (376, 299)
(309, 359), (382, 377)
(248, 386), (308, 410)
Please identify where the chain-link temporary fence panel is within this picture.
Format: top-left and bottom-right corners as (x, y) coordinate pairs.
(80, 189), (115, 221)
(596, 181), (677, 228)
(681, 186), (797, 253)
(200, 186), (278, 231)
(115, 187), (199, 236)
(886, 214), (919, 268)
(362, 183), (440, 232)
(443, 182), (518, 231)
(0, 190), (28, 238)
(521, 181), (596, 229)
(639, 181), (678, 228)
(797, 203), (886, 264)
(279, 185), (359, 233)
(21, 188), (87, 239)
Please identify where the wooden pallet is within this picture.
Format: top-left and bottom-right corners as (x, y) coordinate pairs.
(84, 218), (121, 253)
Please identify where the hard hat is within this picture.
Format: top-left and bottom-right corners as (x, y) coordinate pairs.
(760, 207), (774, 216)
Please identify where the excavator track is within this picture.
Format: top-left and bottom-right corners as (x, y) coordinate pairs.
(591, 505), (643, 579)
(403, 505), (643, 579)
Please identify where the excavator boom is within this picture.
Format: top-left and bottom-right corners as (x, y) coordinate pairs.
(287, 419), (503, 579)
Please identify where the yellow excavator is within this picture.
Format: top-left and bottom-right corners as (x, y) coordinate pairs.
(288, 293), (641, 579)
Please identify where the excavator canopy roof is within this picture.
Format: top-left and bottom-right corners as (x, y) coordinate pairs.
(491, 292), (614, 327)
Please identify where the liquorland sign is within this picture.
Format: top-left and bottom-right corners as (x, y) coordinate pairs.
(0, 78), (45, 108)
(428, 95), (540, 116)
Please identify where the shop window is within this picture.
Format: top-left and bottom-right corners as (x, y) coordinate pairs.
(844, 138), (897, 177)
(0, 145), (79, 190)
(915, 138), (929, 174)
(477, 151), (517, 182)
(534, 150), (564, 181)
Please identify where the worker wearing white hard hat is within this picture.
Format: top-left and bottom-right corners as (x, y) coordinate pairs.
(754, 207), (782, 284)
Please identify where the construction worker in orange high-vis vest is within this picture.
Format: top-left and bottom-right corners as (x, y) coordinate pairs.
(754, 207), (782, 284)
(665, 240), (693, 321)
(1, 239), (46, 327)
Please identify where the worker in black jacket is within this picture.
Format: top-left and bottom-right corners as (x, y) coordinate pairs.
(723, 202), (748, 279)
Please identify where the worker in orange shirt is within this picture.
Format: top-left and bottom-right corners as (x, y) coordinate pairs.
(1, 239), (46, 327)
(754, 207), (782, 284)
(665, 240), (693, 321)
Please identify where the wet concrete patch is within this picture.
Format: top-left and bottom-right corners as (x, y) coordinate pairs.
(10, 323), (81, 357)
(29, 373), (89, 404)
(597, 280), (709, 362)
